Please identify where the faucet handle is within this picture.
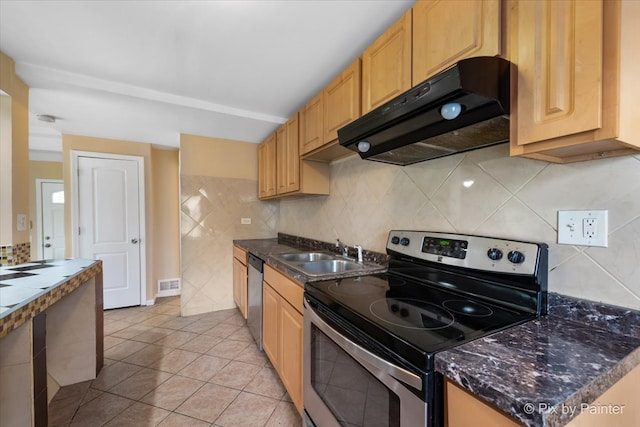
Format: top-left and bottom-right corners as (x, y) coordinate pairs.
(355, 245), (364, 263)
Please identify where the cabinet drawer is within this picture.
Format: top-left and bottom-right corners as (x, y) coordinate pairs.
(233, 246), (247, 264)
(264, 265), (304, 313)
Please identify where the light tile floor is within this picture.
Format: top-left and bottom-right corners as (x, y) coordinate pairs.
(49, 296), (302, 426)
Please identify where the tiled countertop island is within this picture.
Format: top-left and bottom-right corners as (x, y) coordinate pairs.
(0, 259), (103, 427)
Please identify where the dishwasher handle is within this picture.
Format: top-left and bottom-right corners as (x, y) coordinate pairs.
(248, 253), (264, 273)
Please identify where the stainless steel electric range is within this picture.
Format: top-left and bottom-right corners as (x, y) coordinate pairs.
(303, 230), (548, 427)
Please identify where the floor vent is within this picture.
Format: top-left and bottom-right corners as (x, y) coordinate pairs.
(157, 278), (181, 297)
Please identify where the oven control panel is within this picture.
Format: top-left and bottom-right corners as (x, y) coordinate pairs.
(387, 230), (543, 275)
(422, 236), (468, 259)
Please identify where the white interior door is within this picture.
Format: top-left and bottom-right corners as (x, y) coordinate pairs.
(39, 180), (65, 259)
(78, 156), (142, 309)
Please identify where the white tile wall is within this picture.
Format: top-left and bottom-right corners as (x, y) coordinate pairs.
(180, 176), (279, 316)
(279, 145), (640, 310)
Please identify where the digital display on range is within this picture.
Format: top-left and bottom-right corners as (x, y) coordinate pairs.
(422, 237), (468, 259)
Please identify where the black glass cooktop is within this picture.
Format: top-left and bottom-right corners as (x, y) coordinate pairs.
(305, 272), (535, 371)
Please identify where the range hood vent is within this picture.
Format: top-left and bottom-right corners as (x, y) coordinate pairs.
(338, 57), (512, 166)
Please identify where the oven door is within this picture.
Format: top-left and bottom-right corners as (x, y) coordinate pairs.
(304, 296), (429, 427)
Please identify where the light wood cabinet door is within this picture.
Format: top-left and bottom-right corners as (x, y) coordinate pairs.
(323, 58), (361, 144)
(232, 256), (247, 319)
(276, 125), (287, 195)
(258, 133), (276, 199)
(412, 0), (501, 84)
(279, 299), (303, 413)
(362, 9), (412, 114)
(276, 114), (300, 195)
(262, 282), (279, 365)
(508, 0), (639, 162)
(299, 93), (324, 155)
(445, 379), (521, 427)
(512, 0), (603, 146)
(263, 265), (304, 415)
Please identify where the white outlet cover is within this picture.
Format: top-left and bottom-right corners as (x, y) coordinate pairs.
(16, 214), (27, 231)
(240, 217), (251, 225)
(558, 210), (608, 247)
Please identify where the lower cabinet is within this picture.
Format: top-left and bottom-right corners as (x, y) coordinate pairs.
(445, 379), (521, 427)
(262, 264), (304, 414)
(232, 246), (248, 319)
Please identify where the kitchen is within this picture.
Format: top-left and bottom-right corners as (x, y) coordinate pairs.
(2, 0), (640, 426)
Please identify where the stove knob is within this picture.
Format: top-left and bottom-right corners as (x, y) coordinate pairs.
(391, 236), (400, 245)
(390, 304), (399, 312)
(487, 248), (503, 261)
(400, 308), (409, 317)
(507, 250), (525, 264)
(400, 237), (410, 246)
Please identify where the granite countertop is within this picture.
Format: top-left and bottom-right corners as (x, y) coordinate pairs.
(0, 258), (102, 338)
(233, 233), (388, 283)
(436, 294), (640, 426)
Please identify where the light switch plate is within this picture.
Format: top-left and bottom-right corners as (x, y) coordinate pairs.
(16, 214), (27, 231)
(558, 210), (608, 247)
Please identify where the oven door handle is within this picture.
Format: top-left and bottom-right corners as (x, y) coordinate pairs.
(305, 300), (422, 390)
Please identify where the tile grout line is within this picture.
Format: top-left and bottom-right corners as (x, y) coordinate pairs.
(52, 296), (300, 426)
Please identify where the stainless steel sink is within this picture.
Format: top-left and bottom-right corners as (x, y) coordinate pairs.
(297, 259), (364, 275)
(276, 252), (335, 262)
(274, 250), (381, 277)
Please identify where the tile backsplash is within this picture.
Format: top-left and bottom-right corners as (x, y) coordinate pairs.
(180, 175), (279, 316)
(279, 145), (640, 310)
(0, 242), (30, 266)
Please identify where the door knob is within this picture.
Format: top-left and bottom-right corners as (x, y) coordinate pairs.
(44, 243), (51, 248)
(131, 238), (139, 244)
(45, 236), (51, 240)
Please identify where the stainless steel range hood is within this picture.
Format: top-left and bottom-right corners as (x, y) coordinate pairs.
(338, 57), (512, 166)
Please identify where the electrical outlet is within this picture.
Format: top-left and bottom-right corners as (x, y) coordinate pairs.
(558, 210), (608, 247)
(240, 217), (251, 225)
(583, 218), (597, 239)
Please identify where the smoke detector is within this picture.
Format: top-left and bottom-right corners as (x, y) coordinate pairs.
(36, 114), (56, 123)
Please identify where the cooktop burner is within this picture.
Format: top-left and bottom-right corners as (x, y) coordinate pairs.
(370, 298), (455, 330)
(304, 230), (548, 371)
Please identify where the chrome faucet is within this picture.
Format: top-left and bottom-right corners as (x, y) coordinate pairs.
(355, 245), (364, 263)
(335, 239), (349, 258)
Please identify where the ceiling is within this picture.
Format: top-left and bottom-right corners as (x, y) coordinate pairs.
(0, 0), (415, 157)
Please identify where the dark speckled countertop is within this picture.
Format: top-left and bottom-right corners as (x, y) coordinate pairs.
(234, 234), (640, 426)
(436, 293), (640, 426)
(233, 233), (388, 284)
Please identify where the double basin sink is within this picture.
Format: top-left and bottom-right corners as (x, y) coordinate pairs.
(274, 251), (370, 276)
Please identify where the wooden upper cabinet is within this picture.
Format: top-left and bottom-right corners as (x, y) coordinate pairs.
(276, 114), (300, 195)
(323, 58), (361, 144)
(259, 112), (328, 200)
(509, 0), (640, 162)
(284, 114), (300, 193)
(412, 0), (501, 84)
(513, 0), (602, 146)
(299, 93), (324, 156)
(361, 10), (412, 114)
(258, 133), (276, 199)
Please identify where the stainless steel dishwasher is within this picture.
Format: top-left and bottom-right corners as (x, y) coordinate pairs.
(247, 253), (264, 350)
